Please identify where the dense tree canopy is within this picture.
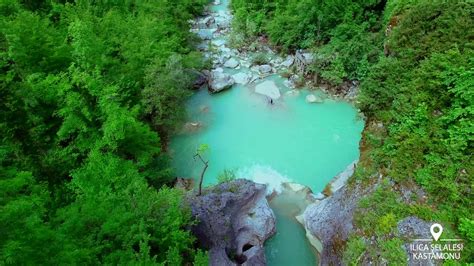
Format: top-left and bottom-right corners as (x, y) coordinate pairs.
(1, 0), (208, 264)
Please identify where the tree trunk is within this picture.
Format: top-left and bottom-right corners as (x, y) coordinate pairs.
(195, 153), (209, 196)
(198, 161), (208, 196)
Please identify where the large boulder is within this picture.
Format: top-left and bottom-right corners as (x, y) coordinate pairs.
(189, 70), (208, 89)
(232, 72), (250, 85)
(202, 16), (215, 28)
(224, 58), (240, 68)
(188, 179), (276, 266)
(209, 71), (235, 93)
(328, 160), (357, 193)
(255, 80), (281, 100)
(302, 161), (374, 265)
(258, 64), (272, 74)
(303, 183), (371, 265)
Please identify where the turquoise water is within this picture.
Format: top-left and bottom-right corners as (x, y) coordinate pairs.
(209, 0), (229, 12)
(169, 75), (363, 265)
(170, 75), (363, 193)
(266, 190), (317, 266)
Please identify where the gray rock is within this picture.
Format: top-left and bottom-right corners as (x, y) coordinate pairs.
(224, 58), (240, 68)
(287, 74), (301, 88)
(249, 74), (259, 84)
(289, 74), (300, 82)
(202, 69), (211, 77)
(241, 61), (251, 68)
(283, 79), (295, 89)
(250, 65), (260, 73)
(398, 217), (439, 266)
(258, 64), (272, 74)
(313, 192), (325, 200)
(217, 19), (230, 30)
(215, 54), (228, 65)
(220, 47), (231, 54)
(209, 71), (235, 93)
(202, 16), (215, 27)
(305, 94), (323, 103)
(188, 179), (276, 266)
(398, 216), (432, 239)
(303, 183), (375, 265)
(281, 56), (295, 68)
(214, 12), (231, 30)
(345, 83), (359, 100)
(189, 70), (208, 89)
(329, 160), (358, 193)
(232, 72), (250, 85)
(398, 181), (427, 205)
(212, 39), (226, 47)
(255, 80), (281, 100)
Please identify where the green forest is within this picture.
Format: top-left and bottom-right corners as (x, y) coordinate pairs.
(1, 0), (473, 265)
(1, 0), (209, 264)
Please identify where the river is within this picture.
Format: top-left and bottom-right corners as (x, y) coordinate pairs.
(170, 0), (364, 265)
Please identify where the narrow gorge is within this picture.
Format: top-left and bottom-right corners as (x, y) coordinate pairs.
(170, 0), (364, 264)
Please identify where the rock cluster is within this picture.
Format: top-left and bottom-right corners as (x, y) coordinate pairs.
(255, 80), (281, 100)
(189, 1), (301, 97)
(300, 161), (368, 265)
(302, 183), (371, 265)
(187, 179), (276, 266)
(209, 71), (235, 93)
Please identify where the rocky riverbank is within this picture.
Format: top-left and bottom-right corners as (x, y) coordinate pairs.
(272, 161), (369, 265)
(302, 181), (373, 265)
(190, 1), (322, 99)
(186, 179), (276, 265)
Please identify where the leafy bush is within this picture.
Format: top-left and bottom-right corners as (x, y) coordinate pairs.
(251, 52), (269, 65)
(193, 250), (209, 266)
(0, 0), (208, 264)
(343, 237), (367, 265)
(217, 169), (236, 184)
(459, 218), (474, 242)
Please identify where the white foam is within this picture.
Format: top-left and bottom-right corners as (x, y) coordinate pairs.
(237, 164), (291, 194)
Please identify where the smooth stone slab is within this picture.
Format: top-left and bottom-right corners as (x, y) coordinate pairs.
(258, 64), (272, 74)
(232, 72), (250, 85)
(255, 80), (281, 100)
(224, 58), (240, 68)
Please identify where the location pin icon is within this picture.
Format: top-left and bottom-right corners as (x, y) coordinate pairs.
(430, 223), (443, 241)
